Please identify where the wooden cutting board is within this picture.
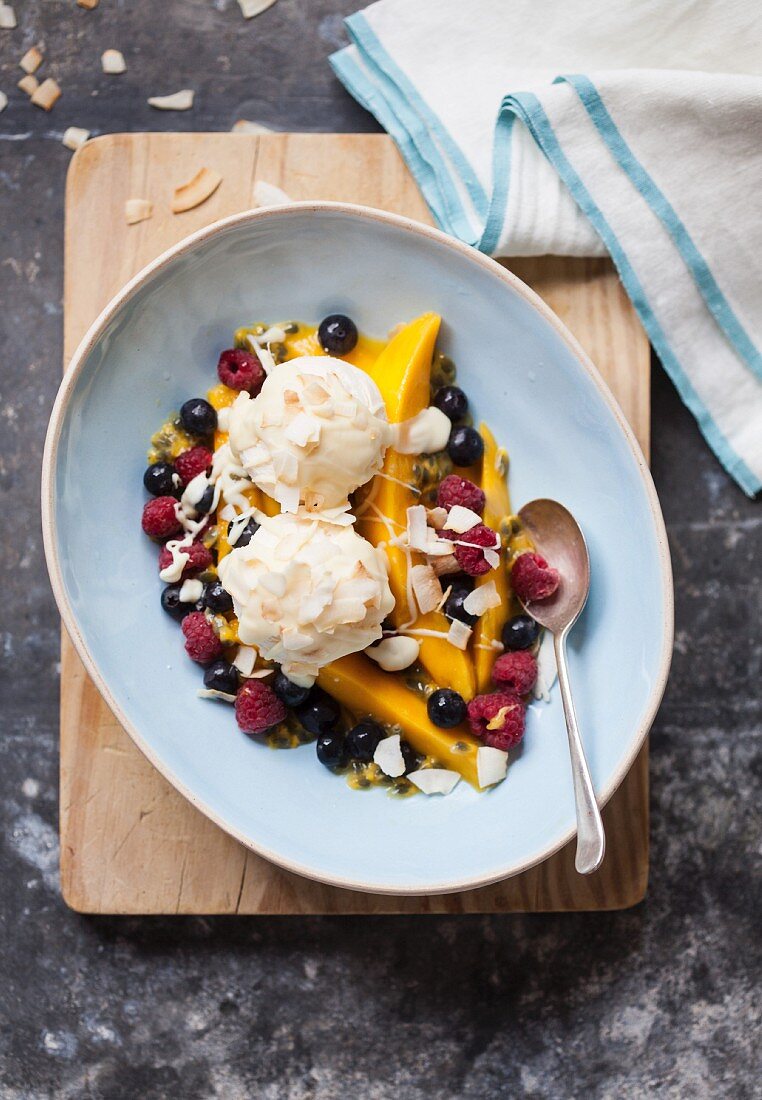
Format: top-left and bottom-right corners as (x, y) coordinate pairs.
(60, 133), (650, 914)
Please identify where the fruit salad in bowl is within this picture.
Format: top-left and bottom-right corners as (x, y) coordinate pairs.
(141, 310), (562, 797)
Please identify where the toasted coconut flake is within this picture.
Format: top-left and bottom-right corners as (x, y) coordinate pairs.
(238, 0), (277, 18)
(406, 505), (429, 552)
(231, 119), (275, 134)
(0, 4), (17, 29)
(408, 768), (461, 796)
(31, 78), (61, 111)
(411, 563), (441, 615)
(483, 547), (500, 570)
(447, 619), (472, 650)
(18, 74), (39, 96)
(463, 579), (501, 618)
(171, 166), (222, 213)
(197, 688), (237, 704)
(252, 179), (293, 207)
(477, 746), (508, 788)
(435, 584), (451, 613)
(20, 46), (43, 75)
(124, 198), (153, 225)
(62, 126), (90, 151)
(0, 91), (7, 113)
(373, 735), (405, 778)
(445, 505), (483, 534)
(233, 645), (257, 677)
(148, 88), (194, 111)
(77, 0), (99, 8)
(302, 490), (325, 513)
(101, 49), (126, 74)
(431, 553), (460, 578)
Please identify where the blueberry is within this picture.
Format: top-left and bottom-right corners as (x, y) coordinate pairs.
(295, 689), (341, 736)
(432, 385), (468, 422)
(204, 580), (233, 614)
(144, 461), (181, 498)
(447, 425), (484, 467)
(203, 659), (239, 696)
(444, 579), (477, 626)
(273, 672), (311, 708)
(317, 313), (358, 355)
(316, 730), (347, 769)
(427, 688), (466, 729)
(160, 584), (187, 621)
(345, 719), (384, 762)
(194, 485), (216, 515)
(180, 397), (217, 438)
(230, 518), (260, 548)
(501, 614), (540, 651)
(400, 740), (423, 775)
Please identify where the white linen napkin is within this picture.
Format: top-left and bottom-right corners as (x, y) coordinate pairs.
(331, 0), (762, 495)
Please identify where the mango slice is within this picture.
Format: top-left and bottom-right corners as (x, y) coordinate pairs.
(472, 423), (511, 693)
(356, 314), (476, 700)
(317, 654), (483, 788)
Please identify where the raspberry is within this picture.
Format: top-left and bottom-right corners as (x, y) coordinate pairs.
(467, 692), (526, 750)
(436, 474), (485, 515)
(181, 611), (223, 664)
(492, 650), (538, 696)
(511, 552), (560, 602)
(158, 540), (213, 578)
(175, 445), (213, 486)
(141, 496), (182, 540)
(235, 680), (287, 736)
(217, 348), (266, 395)
(442, 523), (499, 577)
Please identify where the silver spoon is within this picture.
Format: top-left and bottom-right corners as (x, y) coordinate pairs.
(516, 499), (605, 875)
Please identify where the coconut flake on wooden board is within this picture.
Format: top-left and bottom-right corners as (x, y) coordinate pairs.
(238, 0), (278, 18)
(124, 198), (153, 225)
(0, 4), (17, 29)
(0, 91), (7, 113)
(171, 167), (222, 213)
(31, 78), (61, 111)
(20, 46), (43, 74)
(232, 119), (275, 134)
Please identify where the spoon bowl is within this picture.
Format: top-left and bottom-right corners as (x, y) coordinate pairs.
(517, 498), (605, 875)
(517, 498), (590, 633)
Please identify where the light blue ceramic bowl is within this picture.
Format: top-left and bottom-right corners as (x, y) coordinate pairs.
(43, 204), (672, 894)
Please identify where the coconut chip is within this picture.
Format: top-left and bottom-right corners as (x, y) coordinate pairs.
(447, 619), (472, 650)
(462, 579), (501, 618)
(148, 89), (194, 111)
(373, 734), (406, 778)
(476, 746), (508, 788)
(20, 46), (43, 75)
(411, 563), (442, 615)
(31, 78), (61, 111)
(233, 645), (257, 677)
(17, 74), (39, 96)
(426, 506), (448, 530)
(197, 688), (237, 704)
(445, 505), (483, 534)
(62, 126), (90, 151)
(171, 167), (222, 213)
(125, 198), (153, 225)
(0, 3), (17, 29)
(406, 505), (429, 552)
(77, 0), (99, 8)
(102, 49), (126, 74)
(238, 0), (278, 18)
(0, 92), (7, 113)
(407, 769), (461, 796)
(252, 180), (293, 207)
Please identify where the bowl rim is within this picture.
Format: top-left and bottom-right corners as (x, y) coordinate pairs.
(42, 200), (673, 895)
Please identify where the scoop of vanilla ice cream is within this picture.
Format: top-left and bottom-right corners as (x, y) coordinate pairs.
(227, 356), (390, 512)
(217, 512), (395, 686)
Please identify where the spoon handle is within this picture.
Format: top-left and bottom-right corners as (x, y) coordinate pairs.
(553, 630), (606, 874)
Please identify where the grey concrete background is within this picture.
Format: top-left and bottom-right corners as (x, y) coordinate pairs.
(1, 2), (760, 1097)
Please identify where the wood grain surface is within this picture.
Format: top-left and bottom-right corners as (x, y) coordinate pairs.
(60, 133), (650, 914)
